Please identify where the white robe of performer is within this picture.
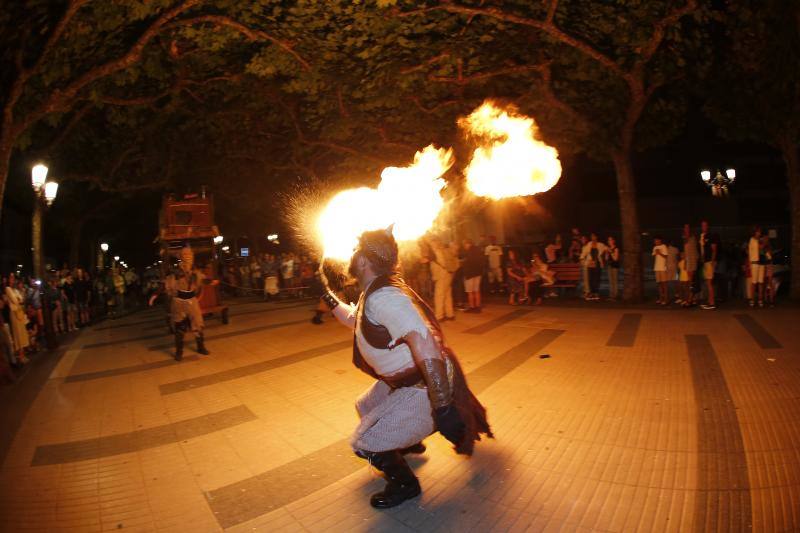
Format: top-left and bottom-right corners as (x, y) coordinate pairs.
(351, 286), (436, 453)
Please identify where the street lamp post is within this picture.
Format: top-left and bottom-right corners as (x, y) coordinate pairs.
(31, 163), (59, 350)
(700, 168), (736, 196)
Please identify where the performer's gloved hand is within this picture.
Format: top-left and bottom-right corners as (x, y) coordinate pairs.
(434, 404), (466, 446)
(320, 290), (339, 310)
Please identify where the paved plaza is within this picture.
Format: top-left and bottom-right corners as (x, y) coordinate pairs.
(1, 297), (799, 532)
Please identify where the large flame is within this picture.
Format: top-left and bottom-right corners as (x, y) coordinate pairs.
(460, 101), (561, 199)
(317, 145), (453, 261)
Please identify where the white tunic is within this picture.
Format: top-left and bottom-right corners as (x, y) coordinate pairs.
(355, 286), (430, 376)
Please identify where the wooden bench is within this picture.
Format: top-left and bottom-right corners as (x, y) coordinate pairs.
(547, 263), (582, 291)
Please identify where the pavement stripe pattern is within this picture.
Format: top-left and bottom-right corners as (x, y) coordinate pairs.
(30, 405), (257, 466)
(204, 328), (565, 529)
(159, 339), (352, 395)
(685, 334), (752, 531)
(141, 301), (312, 331)
(605, 313), (642, 347)
(463, 308), (532, 335)
(732, 313), (782, 349)
(64, 355), (201, 383)
(146, 318), (309, 351)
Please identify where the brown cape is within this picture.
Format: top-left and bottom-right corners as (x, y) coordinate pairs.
(352, 274), (493, 455)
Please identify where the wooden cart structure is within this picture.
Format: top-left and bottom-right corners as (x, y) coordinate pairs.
(158, 192), (229, 326)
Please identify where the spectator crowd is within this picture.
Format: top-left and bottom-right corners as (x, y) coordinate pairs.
(1, 264), (147, 383)
(400, 220), (785, 322)
(1, 220), (786, 382)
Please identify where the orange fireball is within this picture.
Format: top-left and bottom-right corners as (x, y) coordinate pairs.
(460, 101), (562, 200)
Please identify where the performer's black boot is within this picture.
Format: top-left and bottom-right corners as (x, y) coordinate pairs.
(311, 311), (323, 325)
(400, 442), (426, 455)
(196, 332), (210, 355)
(174, 330), (184, 361)
(363, 450), (421, 508)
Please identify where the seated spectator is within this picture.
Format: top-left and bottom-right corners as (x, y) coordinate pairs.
(545, 235), (562, 264)
(527, 252), (553, 305)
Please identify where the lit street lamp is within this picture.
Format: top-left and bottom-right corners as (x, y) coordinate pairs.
(700, 168), (736, 196)
(31, 163), (58, 350)
(98, 242), (110, 270)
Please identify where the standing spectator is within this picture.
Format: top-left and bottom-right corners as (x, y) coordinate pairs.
(299, 255), (315, 298)
(62, 273), (77, 331)
(25, 277), (43, 333)
(5, 273), (30, 364)
(505, 249), (527, 305)
(580, 233), (606, 301)
(682, 224), (699, 306)
(762, 235), (775, 306)
(124, 268), (138, 306)
(113, 268), (126, 313)
(0, 298), (17, 380)
(238, 260), (251, 296)
(430, 238), (457, 321)
(652, 236), (669, 305)
(605, 236), (621, 301)
(748, 226), (765, 307)
(49, 277), (66, 332)
(281, 253), (295, 297)
(678, 252), (691, 306)
(416, 240), (433, 304)
(250, 257), (262, 296)
(699, 220), (719, 310)
(78, 270), (92, 325)
(461, 239), (484, 313)
(262, 254), (280, 301)
(544, 234), (562, 264)
(74, 269), (87, 326)
(578, 235), (590, 298)
(666, 240), (680, 303)
(484, 236), (504, 294)
(93, 271), (107, 317)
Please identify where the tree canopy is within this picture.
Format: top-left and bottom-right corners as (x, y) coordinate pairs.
(6, 1), (796, 300)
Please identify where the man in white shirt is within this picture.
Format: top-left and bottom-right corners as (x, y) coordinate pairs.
(484, 236), (504, 294)
(748, 226), (764, 307)
(652, 236), (669, 305)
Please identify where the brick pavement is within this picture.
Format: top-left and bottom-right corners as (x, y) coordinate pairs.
(1, 297), (799, 532)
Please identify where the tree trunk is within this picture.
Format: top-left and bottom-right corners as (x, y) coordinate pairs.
(780, 138), (800, 300)
(0, 134), (13, 223)
(69, 219), (84, 268)
(611, 149), (644, 302)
